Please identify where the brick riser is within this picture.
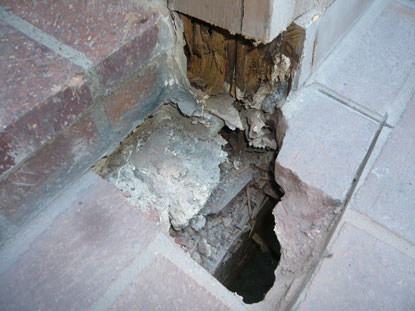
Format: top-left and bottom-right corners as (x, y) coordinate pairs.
(0, 1), (185, 243)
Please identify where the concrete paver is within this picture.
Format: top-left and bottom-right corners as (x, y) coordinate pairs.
(110, 254), (233, 311)
(0, 172), (159, 310)
(296, 223), (415, 311)
(313, 0), (415, 124)
(295, 0), (415, 309)
(0, 172), (245, 311)
(350, 94), (415, 243)
(278, 85), (379, 202)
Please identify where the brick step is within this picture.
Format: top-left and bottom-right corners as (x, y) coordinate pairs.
(0, 172), (245, 311)
(0, 0), (185, 242)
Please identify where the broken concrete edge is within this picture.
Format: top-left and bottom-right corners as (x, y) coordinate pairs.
(247, 104), (343, 310)
(287, 114), (389, 310)
(259, 85), (387, 310)
(266, 162), (341, 310)
(249, 162), (342, 311)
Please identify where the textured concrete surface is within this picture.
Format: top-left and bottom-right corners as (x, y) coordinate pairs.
(350, 94), (415, 244)
(294, 0), (375, 88)
(115, 105), (227, 230)
(292, 1), (415, 309)
(296, 223), (415, 311)
(312, 0), (415, 125)
(0, 172), (245, 311)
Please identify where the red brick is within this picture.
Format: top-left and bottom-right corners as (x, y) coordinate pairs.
(3, 0), (160, 63)
(0, 22), (81, 127)
(0, 172), (159, 311)
(3, 0), (161, 91)
(0, 22), (92, 176)
(95, 22), (159, 91)
(0, 111), (105, 226)
(109, 254), (232, 311)
(103, 66), (159, 131)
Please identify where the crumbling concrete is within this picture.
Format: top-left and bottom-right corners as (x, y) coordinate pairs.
(94, 104), (227, 230)
(95, 13), (336, 309)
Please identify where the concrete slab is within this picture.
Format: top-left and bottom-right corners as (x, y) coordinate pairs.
(350, 94), (415, 243)
(296, 223), (415, 311)
(312, 0), (415, 125)
(278, 84), (379, 202)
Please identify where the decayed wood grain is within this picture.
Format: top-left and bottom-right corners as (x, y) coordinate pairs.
(182, 14), (236, 94)
(181, 14), (305, 97)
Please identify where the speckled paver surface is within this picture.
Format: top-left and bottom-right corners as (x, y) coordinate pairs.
(295, 0), (415, 309)
(0, 172), (245, 311)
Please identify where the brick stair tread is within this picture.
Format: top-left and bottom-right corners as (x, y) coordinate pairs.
(0, 172), (244, 311)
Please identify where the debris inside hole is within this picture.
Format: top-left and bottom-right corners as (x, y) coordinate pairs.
(92, 15), (304, 306)
(169, 123), (283, 303)
(226, 197), (280, 304)
(93, 100), (283, 303)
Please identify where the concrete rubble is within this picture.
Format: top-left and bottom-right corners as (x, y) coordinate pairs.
(94, 104), (227, 230)
(171, 150), (276, 276)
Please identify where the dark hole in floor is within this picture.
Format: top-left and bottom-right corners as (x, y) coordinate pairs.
(218, 196), (281, 304)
